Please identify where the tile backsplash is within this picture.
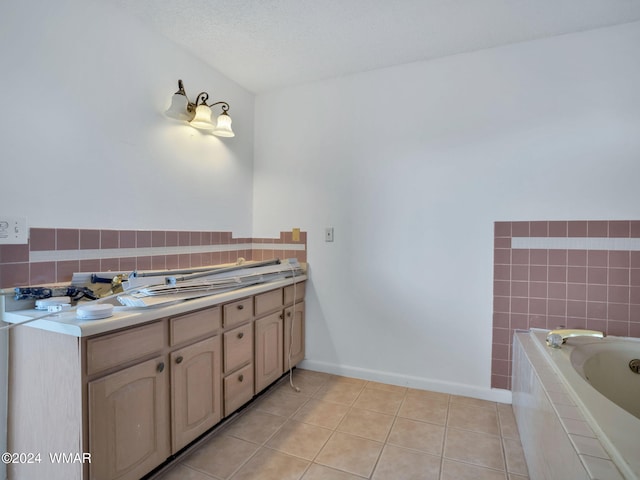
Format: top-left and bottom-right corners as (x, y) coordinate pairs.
(492, 220), (640, 390)
(0, 228), (306, 289)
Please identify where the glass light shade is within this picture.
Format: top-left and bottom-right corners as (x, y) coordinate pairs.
(212, 113), (235, 137)
(165, 93), (192, 121)
(189, 104), (215, 130)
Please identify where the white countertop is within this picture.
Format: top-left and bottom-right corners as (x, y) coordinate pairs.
(2, 275), (306, 338)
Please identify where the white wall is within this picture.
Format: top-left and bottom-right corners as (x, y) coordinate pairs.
(253, 22), (640, 401)
(0, 0), (255, 234)
(0, 3), (255, 477)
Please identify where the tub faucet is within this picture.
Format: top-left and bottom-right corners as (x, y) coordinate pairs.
(546, 329), (605, 348)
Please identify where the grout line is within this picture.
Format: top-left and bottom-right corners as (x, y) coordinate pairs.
(496, 401), (510, 476)
(438, 393), (454, 480)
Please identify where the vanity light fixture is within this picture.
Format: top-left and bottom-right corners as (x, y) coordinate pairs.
(165, 79), (235, 137)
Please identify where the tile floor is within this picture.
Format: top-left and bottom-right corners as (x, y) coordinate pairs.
(151, 369), (529, 480)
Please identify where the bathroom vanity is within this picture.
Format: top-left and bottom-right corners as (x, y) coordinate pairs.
(5, 277), (305, 480)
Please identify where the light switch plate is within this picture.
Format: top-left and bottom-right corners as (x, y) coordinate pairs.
(0, 216), (28, 244)
(325, 227), (334, 242)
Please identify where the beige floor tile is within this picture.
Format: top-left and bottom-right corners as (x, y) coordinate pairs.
(313, 382), (364, 406)
(275, 370), (331, 396)
(294, 368), (333, 385)
(325, 375), (367, 386)
(444, 428), (505, 471)
(255, 389), (310, 417)
(450, 395), (497, 411)
(301, 463), (364, 480)
(266, 420), (333, 460)
(315, 432), (383, 478)
(441, 459), (507, 480)
(387, 417), (445, 456)
(337, 407), (395, 442)
(398, 394), (449, 425)
(447, 402), (500, 436)
(156, 464), (219, 480)
(182, 434), (258, 479)
(406, 388), (450, 403)
(230, 448), (309, 480)
(156, 372), (531, 480)
(352, 387), (405, 415)
(293, 399), (350, 429)
(503, 437), (529, 476)
(365, 381), (408, 394)
(371, 444), (441, 480)
(271, 377), (321, 397)
(497, 404), (521, 439)
(223, 409), (287, 444)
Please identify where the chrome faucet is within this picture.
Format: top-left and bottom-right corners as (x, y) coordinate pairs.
(546, 329), (605, 348)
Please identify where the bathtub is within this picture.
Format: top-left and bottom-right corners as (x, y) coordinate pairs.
(513, 330), (640, 480)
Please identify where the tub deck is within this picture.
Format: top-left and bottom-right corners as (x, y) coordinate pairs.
(513, 330), (637, 480)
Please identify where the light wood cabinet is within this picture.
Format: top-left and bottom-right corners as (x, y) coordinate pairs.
(170, 335), (222, 453)
(223, 298), (252, 328)
(284, 282), (306, 305)
(224, 363), (254, 416)
(7, 280), (305, 480)
(223, 323), (253, 373)
(87, 308), (222, 480)
(284, 301), (305, 369)
(169, 306), (221, 346)
(86, 321), (166, 376)
(88, 356), (170, 480)
(222, 311), (254, 416)
(254, 311), (284, 392)
(255, 288), (283, 316)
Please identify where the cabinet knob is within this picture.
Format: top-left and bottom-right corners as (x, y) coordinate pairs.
(279, 314), (284, 319)
(287, 311), (292, 317)
(237, 332), (244, 339)
(157, 362), (165, 373)
(237, 304), (244, 310)
(176, 356), (183, 364)
(238, 374), (244, 382)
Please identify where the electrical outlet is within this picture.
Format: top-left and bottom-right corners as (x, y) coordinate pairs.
(0, 216), (28, 244)
(325, 227), (334, 242)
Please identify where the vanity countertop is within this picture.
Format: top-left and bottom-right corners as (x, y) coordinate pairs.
(2, 275), (306, 338)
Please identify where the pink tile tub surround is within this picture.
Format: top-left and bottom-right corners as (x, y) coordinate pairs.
(0, 228), (307, 289)
(492, 220), (640, 390)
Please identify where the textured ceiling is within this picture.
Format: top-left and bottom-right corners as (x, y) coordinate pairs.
(103, 0), (640, 93)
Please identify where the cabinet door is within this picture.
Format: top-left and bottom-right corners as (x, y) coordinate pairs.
(254, 312), (284, 392)
(284, 301), (305, 369)
(88, 356), (170, 480)
(171, 336), (222, 453)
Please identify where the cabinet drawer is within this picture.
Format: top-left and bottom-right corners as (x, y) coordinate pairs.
(224, 323), (253, 374)
(224, 363), (254, 416)
(86, 321), (166, 376)
(170, 306), (221, 346)
(284, 281), (305, 305)
(254, 289), (283, 316)
(223, 298), (252, 328)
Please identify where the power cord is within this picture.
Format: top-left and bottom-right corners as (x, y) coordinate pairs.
(287, 261), (301, 393)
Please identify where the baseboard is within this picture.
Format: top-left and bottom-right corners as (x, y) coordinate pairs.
(298, 359), (512, 404)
